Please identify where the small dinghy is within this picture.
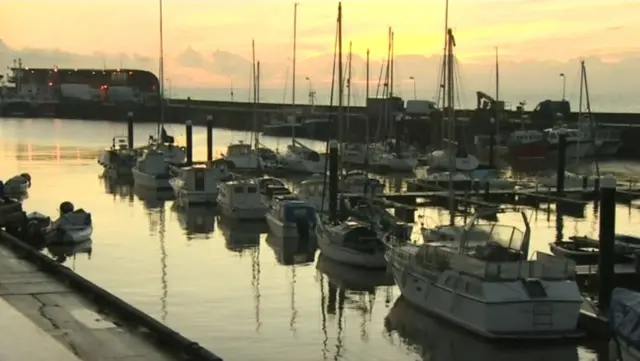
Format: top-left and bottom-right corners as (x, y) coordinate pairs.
(3, 173), (31, 194)
(549, 236), (635, 265)
(27, 202), (93, 245)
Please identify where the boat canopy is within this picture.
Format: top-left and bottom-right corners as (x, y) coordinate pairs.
(281, 201), (316, 223)
(611, 288), (640, 350)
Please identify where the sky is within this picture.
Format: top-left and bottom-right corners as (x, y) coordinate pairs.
(2, 0), (640, 111)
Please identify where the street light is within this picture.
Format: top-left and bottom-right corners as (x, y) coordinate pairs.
(559, 73), (566, 101)
(305, 76), (316, 106)
(409, 76), (417, 100)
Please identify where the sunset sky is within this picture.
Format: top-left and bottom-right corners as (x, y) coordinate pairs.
(2, 0), (640, 110)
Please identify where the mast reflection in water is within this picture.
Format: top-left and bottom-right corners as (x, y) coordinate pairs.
(171, 204), (216, 239)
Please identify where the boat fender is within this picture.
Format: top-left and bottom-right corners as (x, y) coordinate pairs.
(20, 173), (32, 187)
(59, 201), (75, 214)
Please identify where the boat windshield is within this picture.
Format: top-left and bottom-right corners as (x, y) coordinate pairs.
(463, 223), (525, 253)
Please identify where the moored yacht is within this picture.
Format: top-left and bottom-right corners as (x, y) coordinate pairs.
(316, 219), (386, 268)
(426, 148), (479, 172)
(131, 148), (172, 189)
(143, 127), (186, 165)
(372, 151), (418, 173)
(217, 178), (268, 220)
(265, 196), (317, 240)
(279, 141), (327, 174)
(222, 142), (264, 172)
(97, 136), (137, 175)
(387, 212), (583, 340)
(544, 127), (593, 159)
(169, 160), (231, 206)
(26, 202), (93, 244)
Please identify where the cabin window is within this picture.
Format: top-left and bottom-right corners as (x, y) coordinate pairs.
(246, 186), (257, 193)
(234, 186), (244, 193)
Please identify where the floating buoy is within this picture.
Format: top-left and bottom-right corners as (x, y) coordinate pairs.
(59, 201), (75, 214)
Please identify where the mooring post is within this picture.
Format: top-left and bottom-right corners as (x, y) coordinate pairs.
(206, 115), (214, 162)
(127, 111), (134, 150)
(185, 120), (193, 166)
(329, 140), (339, 223)
(598, 175), (616, 311)
(556, 132), (567, 197)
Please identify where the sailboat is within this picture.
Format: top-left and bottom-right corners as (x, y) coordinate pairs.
(132, 0), (173, 187)
(222, 41), (264, 173)
(315, 3), (387, 269)
(279, 3), (328, 174)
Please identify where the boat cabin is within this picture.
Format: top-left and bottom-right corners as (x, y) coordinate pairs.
(176, 165), (228, 192)
(111, 136), (130, 150)
(269, 198), (317, 225)
(136, 149), (169, 175)
(226, 143), (252, 157)
(218, 179), (262, 207)
(544, 128), (588, 143)
(342, 171), (384, 196)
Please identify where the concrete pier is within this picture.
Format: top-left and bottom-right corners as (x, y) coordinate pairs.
(0, 231), (222, 361)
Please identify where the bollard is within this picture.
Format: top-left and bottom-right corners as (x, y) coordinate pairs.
(556, 132), (567, 197)
(185, 120), (193, 166)
(127, 111), (134, 149)
(598, 175), (616, 311)
(329, 140), (339, 223)
(206, 115), (214, 162)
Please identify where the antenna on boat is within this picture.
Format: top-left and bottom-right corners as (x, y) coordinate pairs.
(292, 2), (299, 147)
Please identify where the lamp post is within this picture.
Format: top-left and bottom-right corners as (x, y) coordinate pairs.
(409, 76), (417, 100)
(305, 76), (315, 106)
(559, 73), (566, 101)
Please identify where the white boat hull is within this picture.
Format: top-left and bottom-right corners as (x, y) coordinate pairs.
(132, 167), (171, 189)
(375, 157), (417, 172)
(169, 179), (218, 205)
(218, 202), (267, 221)
(46, 225), (93, 244)
(266, 212), (316, 240)
(390, 265), (582, 339)
(316, 228), (386, 268)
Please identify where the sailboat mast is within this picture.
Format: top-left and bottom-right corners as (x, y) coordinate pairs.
(365, 49), (370, 101)
(446, 29), (456, 226)
(390, 31), (395, 97)
(337, 2), (344, 145)
(346, 41), (352, 134)
(158, 0), (165, 137)
(495, 47), (499, 102)
(292, 2), (299, 144)
(252, 40), (258, 150)
(440, 0), (450, 142)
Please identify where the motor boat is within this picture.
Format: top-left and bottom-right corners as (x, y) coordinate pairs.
(257, 177), (290, 206)
(549, 235), (638, 265)
(372, 151), (418, 173)
(387, 212), (583, 340)
(426, 147), (479, 172)
(221, 142), (264, 172)
(97, 136), (137, 176)
(536, 171), (600, 189)
(544, 127), (594, 159)
(279, 141), (327, 174)
(610, 288), (640, 361)
(316, 218), (386, 268)
(265, 196), (317, 240)
(217, 178), (268, 221)
(3, 173), (31, 194)
(143, 127), (186, 165)
(131, 148), (172, 189)
(27, 202), (93, 244)
(407, 172), (472, 191)
(169, 160), (231, 206)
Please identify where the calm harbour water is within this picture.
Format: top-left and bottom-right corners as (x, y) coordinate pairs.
(3, 117), (640, 361)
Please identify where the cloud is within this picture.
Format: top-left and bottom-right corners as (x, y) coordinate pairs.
(2, 38), (639, 112)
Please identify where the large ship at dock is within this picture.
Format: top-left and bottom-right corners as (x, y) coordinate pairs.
(0, 59), (161, 119)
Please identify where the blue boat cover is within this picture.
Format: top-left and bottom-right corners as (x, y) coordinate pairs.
(282, 201), (316, 224)
(610, 287), (640, 349)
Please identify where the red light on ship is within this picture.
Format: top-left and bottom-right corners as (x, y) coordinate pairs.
(48, 82), (53, 87)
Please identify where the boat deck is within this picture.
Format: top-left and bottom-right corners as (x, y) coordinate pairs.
(0, 242), (179, 361)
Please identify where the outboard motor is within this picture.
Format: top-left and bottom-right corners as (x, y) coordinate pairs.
(59, 201), (75, 214)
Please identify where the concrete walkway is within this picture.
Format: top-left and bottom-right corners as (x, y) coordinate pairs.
(0, 242), (175, 361)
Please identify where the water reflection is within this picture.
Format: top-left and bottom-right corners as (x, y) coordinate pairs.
(217, 217), (266, 252)
(265, 233), (317, 266)
(99, 174), (134, 202)
(134, 185), (174, 210)
(46, 239), (93, 267)
(171, 204), (216, 239)
(385, 297), (580, 361)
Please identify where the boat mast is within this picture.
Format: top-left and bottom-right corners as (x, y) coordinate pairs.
(439, 0), (450, 141)
(337, 2), (344, 153)
(582, 61), (599, 176)
(158, 0), (165, 138)
(495, 47), (499, 102)
(365, 48), (370, 145)
(346, 41), (352, 135)
(252, 39), (258, 150)
(446, 28), (456, 226)
(292, 2), (299, 145)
